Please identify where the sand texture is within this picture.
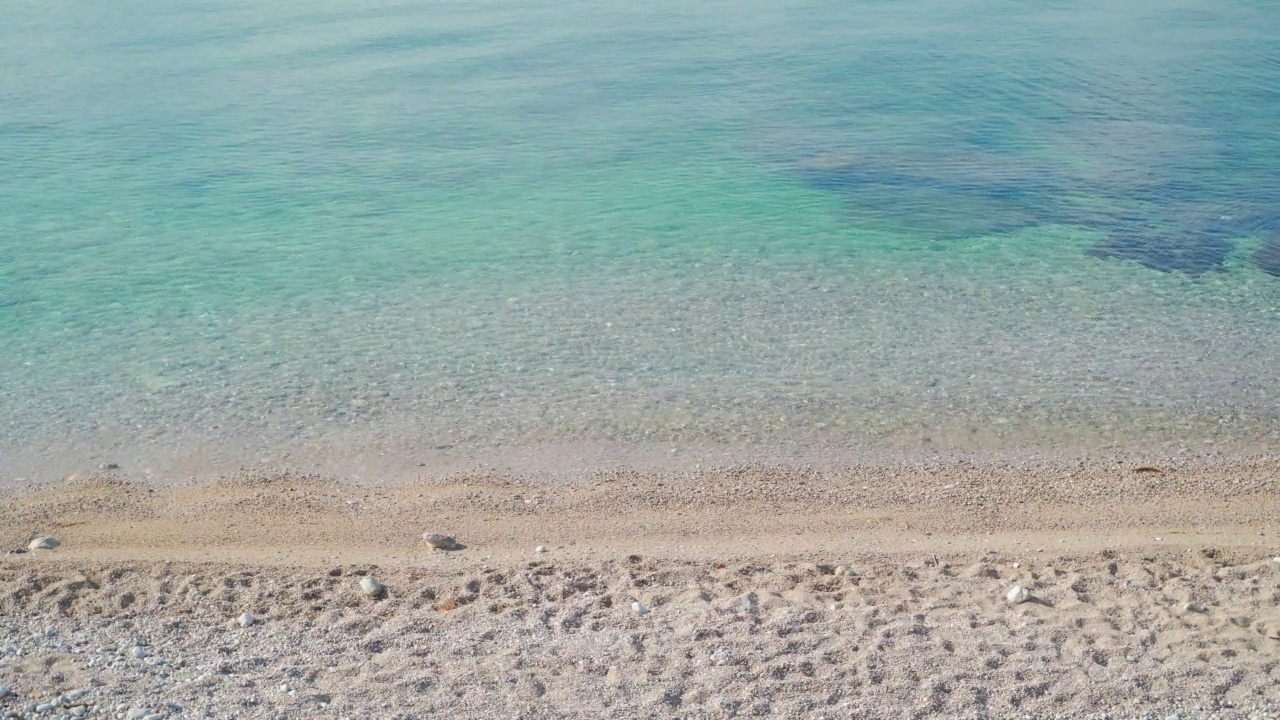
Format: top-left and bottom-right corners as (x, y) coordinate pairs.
(2, 456), (1280, 719)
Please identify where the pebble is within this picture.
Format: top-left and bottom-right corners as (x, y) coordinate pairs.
(422, 533), (457, 550)
(833, 565), (849, 577)
(1183, 602), (1206, 613)
(238, 612), (255, 628)
(27, 537), (60, 551)
(35, 704), (55, 713)
(125, 708), (154, 719)
(71, 707), (87, 717)
(130, 645), (149, 658)
(360, 576), (385, 597)
(631, 601), (650, 615)
(1006, 585), (1030, 604)
(535, 545), (547, 554)
(0, 685), (7, 697)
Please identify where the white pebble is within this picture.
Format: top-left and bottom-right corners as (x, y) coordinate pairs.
(279, 684), (290, 693)
(833, 565), (849, 577)
(1183, 602), (1205, 613)
(422, 533), (457, 549)
(71, 707), (87, 717)
(28, 537), (60, 550)
(535, 545), (547, 554)
(125, 709), (154, 720)
(631, 601), (650, 615)
(35, 703), (54, 713)
(238, 613), (255, 628)
(130, 645), (149, 658)
(1006, 585), (1030, 604)
(0, 685), (8, 697)
(360, 576), (385, 597)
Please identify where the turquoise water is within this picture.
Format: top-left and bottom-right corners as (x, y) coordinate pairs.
(2, 0), (1279, 480)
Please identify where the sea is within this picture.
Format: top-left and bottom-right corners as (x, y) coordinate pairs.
(2, 0), (1279, 483)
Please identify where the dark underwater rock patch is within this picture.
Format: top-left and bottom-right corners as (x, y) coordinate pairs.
(1086, 231), (1235, 275)
(1251, 237), (1280, 277)
(789, 146), (1280, 278)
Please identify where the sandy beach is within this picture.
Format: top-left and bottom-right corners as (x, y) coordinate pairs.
(2, 454), (1280, 719)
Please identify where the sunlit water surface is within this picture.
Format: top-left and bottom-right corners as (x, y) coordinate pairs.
(2, 0), (1279, 482)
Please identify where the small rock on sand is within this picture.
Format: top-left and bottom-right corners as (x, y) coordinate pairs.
(535, 545), (547, 554)
(631, 601), (650, 615)
(360, 576), (386, 597)
(422, 533), (457, 550)
(238, 612), (255, 627)
(1006, 585), (1030, 604)
(1183, 602), (1206, 613)
(28, 537), (59, 550)
(130, 645), (149, 659)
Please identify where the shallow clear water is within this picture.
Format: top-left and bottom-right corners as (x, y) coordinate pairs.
(2, 0), (1279, 480)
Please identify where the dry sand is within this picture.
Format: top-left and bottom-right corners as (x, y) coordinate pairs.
(2, 454), (1280, 719)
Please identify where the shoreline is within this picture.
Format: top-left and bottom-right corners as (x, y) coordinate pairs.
(2, 456), (1279, 718)
(4, 439), (1279, 489)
